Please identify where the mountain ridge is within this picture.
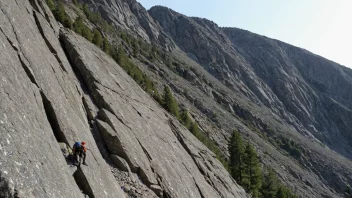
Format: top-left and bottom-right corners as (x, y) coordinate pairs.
(149, 5), (352, 69)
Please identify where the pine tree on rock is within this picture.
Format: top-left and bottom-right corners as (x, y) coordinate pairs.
(73, 16), (92, 41)
(276, 186), (287, 198)
(73, 0), (79, 6)
(132, 39), (140, 57)
(82, 27), (93, 42)
(162, 86), (179, 118)
(181, 109), (192, 129)
(116, 47), (128, 70)
(56, 3), (66, 24)
(45, 0), (55, 12)
(92, 29), (103, 48)
(153, 88), (163, 105)
(276, 185), (297, 198)
(73, 16), (83, 35)
(243, 143), (262, 198)
(83, 4), (90, 17)
(103, 38), (111, 55)
(261, 168), (278, 198)
(190, 122), (200, 137)
(55, 2), (72, 28)
(229, 131), (244, 185)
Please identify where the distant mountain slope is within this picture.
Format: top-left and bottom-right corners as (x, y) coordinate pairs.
(223, 27), (352, 156)
(149, 5), (352, 159)
(148, 5), (352, 196)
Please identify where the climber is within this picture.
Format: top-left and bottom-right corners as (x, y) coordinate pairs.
(72, 141), (87, 166)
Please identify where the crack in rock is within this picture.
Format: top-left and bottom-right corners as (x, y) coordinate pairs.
(73, 167), (94, 198)
(0, 26), (39, 88)
(32, 10), (68, 73)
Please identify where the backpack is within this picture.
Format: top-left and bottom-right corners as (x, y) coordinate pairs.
(73, 141), (81, 149)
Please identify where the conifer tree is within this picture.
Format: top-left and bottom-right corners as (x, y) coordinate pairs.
(73, 0), (79, 6)
(181, 109), (192, 129)
(143, 75), (153, 94)
(73, 16), (83, 35)
(56, 2), (72, 28)
(92, 29), (103, 48)
(276, 185), (297, 198)
(261, 168), (278, 198)
(190, 122), (200, 136)
(82, 26), (93, 42)
(228, 131), (244, 185)
(153, 87), (163, 105)
(82, 4), (90, 17)
(103, 38), (111, 55)
(243, 143), (262, 198)
(73, 16), (92, 41)
(276, 186), (287, 198)
(116, 47), (129, 70)
(132, 67), (144, 84)
(132, 39), (140, 57)
(46, 0), (55, 12)
(56, 2), (66, 23)
(162, 86), (179, 118)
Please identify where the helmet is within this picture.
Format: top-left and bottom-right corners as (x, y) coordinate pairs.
(81, 141), (86, 145)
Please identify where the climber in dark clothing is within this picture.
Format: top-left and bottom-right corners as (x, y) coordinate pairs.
(72, 141), (87, 166)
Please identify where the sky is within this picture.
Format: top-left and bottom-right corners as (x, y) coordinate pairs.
(138, 0), (352, 68)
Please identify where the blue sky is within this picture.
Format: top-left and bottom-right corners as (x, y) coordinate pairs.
(138, 0), (352, 68)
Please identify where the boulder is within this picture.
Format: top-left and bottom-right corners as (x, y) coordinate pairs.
(110, 155), (131, 172)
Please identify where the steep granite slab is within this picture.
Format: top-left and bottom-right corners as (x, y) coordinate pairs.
(61, 29), (249, 198)
(0, 0), (125, 197)
(0, 9), (84, 198)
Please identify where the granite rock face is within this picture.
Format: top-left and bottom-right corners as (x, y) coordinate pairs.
(61, 29), (249, 198)
(0, 0), (124, 197)
(80, 0), (175, 49)
(0, 0), (249, 197)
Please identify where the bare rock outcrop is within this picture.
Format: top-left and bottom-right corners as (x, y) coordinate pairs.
(80, 0), (175, 49)
(60, 29), (249, 198)
(0, 0), (125, 197)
